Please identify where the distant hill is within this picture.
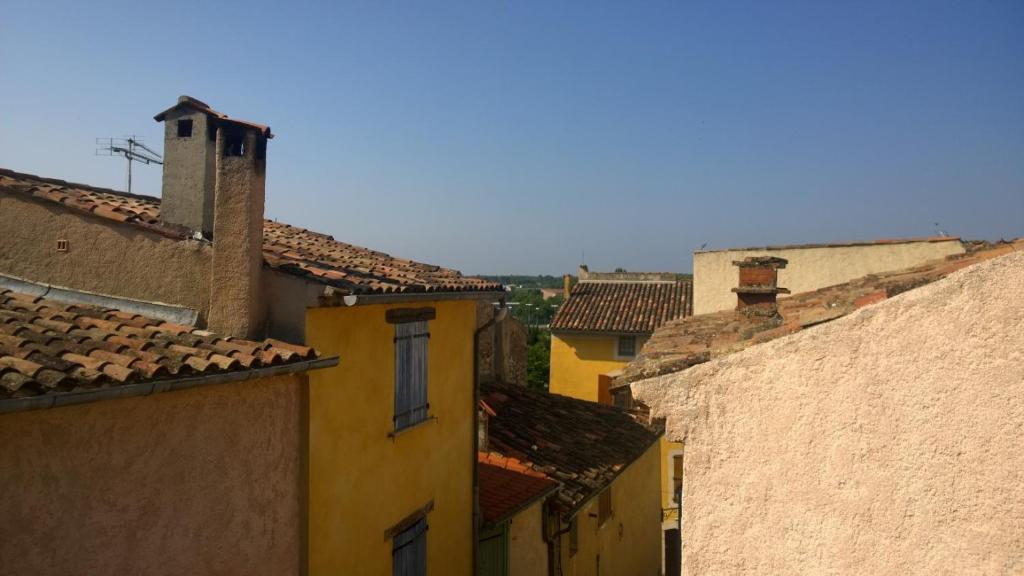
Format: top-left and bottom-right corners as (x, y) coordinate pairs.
(477, 275), (566, 289)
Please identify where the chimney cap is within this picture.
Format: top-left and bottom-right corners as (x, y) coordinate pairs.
(154, 95), (273, 139)
(732, 256), (788, 269)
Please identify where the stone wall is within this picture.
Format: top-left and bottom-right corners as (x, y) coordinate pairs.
(633, 250), (1024, 574)
(476, 301), (528, 386)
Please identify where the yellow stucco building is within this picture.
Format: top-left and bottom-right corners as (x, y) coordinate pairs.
(549, 268), (691, 575)
(0, 96), (508, 575)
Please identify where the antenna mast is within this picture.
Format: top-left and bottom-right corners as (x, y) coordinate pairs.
(96, 136), (162, 194)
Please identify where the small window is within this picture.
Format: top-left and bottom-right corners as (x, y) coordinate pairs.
(617, 335), (636, 358)
(672, 454), (683, 504)
(56, 239), (69, 252)
(224, 133), (245, 156)
(598, 488), (612, 525)
(176, 118), (193, 138)
(394, 320), (429, 431)
(392, 517), (427, 576)
(569, 518), (579, 555)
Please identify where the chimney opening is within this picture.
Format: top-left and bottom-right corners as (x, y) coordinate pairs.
(176, 119), (193, 138)
(224, 132), (245, 157)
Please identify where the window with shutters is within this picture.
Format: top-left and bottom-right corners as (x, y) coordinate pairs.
(392, 517), (427, 576)
(616, 335), (636, 358)
(394, 319), (429, 431)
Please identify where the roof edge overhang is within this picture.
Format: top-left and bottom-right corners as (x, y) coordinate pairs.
(562, 428), (664, 520)
(549, 327), (655, 337)
(0, 356), (339, 415)
(317, 288), (506, 308)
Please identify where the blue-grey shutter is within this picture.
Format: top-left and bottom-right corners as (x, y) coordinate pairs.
(395, 321), (429, 430)
(393, 518), (427, 576)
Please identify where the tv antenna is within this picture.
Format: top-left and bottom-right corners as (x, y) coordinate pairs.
(96, 136), (162, 194)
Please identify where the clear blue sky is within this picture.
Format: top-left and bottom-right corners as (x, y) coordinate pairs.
(2, 1), (1021, 274)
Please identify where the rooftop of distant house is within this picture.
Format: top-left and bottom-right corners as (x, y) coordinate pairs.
(480, 380), (662, 516)
(695, 236), (962, 254)
(0, 288), (334, 412)
(0, 167), (503, 296)
(615, 239), (1023, 388)
(549, 265), (692, 334)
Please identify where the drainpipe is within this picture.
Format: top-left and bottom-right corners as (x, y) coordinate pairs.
(472, 301), (507, 574)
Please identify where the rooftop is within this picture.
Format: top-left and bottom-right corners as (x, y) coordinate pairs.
(617, 239), (1023, 388)
(477, 451), (560, 526)
(550, 279), (692, 334)
(695, 235), (961, 254)
(0, 288), (329, 410)
(0, 168), (502, 296)
(481, 380), (662, 516)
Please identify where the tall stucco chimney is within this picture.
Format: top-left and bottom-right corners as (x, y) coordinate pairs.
(563, 274), (572, 300)
(155, 96), (273, 338)
(154, 96), (218, 237)
(732, 256), (789, 316)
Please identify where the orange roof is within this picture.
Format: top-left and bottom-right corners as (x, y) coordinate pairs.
(0, 168), (502, 296)
(0, 288), (322, 403)
(477, 451), (559, 525)
(551, 280), (692, 334)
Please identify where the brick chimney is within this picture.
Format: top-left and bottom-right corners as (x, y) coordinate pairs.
(154, 96), (272, 338)
(732, 256), (789, 316)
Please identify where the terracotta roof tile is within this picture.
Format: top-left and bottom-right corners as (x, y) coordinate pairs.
(616, 239), (1024, 387)
(550, 280), (692, 334)
(0, 288), (319, 400)
(477, 452), (559, 525)
(481, 381), (662, 515)
(0, 168), (502, 296)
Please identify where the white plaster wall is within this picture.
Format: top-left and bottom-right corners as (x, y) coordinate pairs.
(692, 240), (964, 315)
(635, 250), (1024, 575)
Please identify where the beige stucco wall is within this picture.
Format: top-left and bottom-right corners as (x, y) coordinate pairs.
(692, 239), (964, 314)
(509, 498), (549, 576)
(0, 192), (212, 318)
(559, 438), (662, 576)
(0, 374), (307, 576)
(634, 250), (1024, 575)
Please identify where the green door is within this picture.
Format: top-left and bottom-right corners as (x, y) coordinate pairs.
(478, 522), (509, 576)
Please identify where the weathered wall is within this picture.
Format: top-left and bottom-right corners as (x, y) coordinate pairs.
(0, 374), (306, 576)
(509, 499), (549, 576)
(476, 301), (528, 386)
(0, 192), (212, 318)
(634, 250), (1024, 575)
(692, 239), (964, 314)
(549, 333), (644, 401)
(306, 300), (475, 575)
(559, 439), (663, 576)
(264, 269), (322, 344)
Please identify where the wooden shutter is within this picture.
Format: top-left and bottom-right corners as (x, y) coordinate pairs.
(394, 320), (429, 430)
(392, 517), (427, 576)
